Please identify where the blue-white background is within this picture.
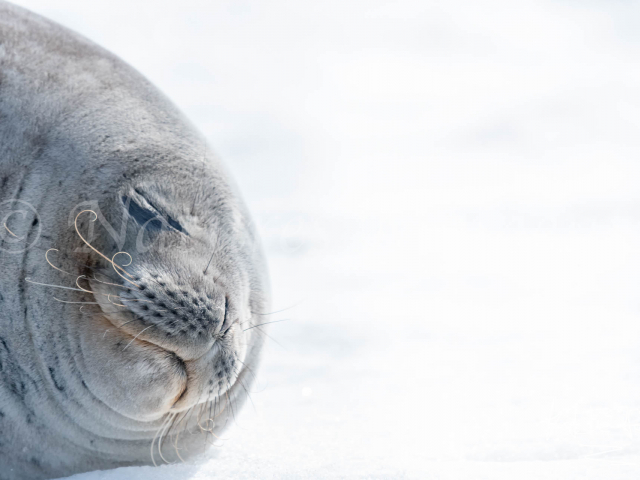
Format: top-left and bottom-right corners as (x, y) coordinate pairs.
(11, 0), (640, 478)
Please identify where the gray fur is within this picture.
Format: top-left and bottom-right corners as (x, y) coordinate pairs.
(0, 2), (269, 478)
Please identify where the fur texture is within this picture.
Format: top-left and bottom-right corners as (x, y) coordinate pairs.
(0, 2), (269, 478)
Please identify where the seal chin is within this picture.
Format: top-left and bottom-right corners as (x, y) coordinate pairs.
(116, 320), (247, 415)
(170, 322), (248, 412)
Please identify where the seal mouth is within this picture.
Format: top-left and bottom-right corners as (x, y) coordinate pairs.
(108, 318), (191, 405)
(104, 308), (243, 414)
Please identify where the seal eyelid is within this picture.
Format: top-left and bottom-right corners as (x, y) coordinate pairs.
(133, 188), (186, 234)
(165, 214), (185, 233)
(122, 194), (188, 235)
(123, 196), (160, 231)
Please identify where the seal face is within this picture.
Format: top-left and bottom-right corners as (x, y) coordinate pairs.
(0, 2), (269, 479)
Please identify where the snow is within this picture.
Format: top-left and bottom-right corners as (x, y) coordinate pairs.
(10, 0), (640, 478)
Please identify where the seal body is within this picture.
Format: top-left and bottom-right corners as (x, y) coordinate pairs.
(0, 2), (269, 478)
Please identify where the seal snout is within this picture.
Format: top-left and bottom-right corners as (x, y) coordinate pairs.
(111, 269), (238, 359)
(90, 266), (249, 412)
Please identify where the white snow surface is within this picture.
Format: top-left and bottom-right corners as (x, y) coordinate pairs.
(10, 0), (640, 478)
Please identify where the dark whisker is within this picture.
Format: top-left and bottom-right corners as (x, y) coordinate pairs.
(203, 251), (215, 275)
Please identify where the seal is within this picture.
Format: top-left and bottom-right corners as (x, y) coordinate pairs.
(0, 2), (270, 478)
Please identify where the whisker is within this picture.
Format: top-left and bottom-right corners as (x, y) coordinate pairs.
(28, 276), (130, 307)
(181, 404), (197, 439)
(252, 303), (302, 316)
(4, 222), (19, 238)
(236, 374), (256, 413)
(206, 391), (215, 446)
(165, 413), (182, 457)
(26, 278), (87, 293)
(203, 251), (215, 275)
(75, 275), (100, 294)
(225, 384), (238, 427)
(101, 317), (143, 340)
(107, 294), (126, 307)
(118, 318), (141, 329)
(54, 297), (101, 305)
(235, 358), (259, 382)
(45, 248), (74, 276)
(46, 249), (130, 287)
(252, 325), (287, 349)
(211, 396), (225, 447)
(204, 220), (221, 275)
(171, 410), (190, 462)
(74, 210), (140, 287)
(150, 414), (172, 467)
(157, 412), (175, 465)
(90, 274), (129, 289)
(122, 325), (155, 350)
(79, 309), (128, 316)
(243, 318), (289, 331)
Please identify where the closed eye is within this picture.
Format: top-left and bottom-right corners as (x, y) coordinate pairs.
(122, 192), (188, 235)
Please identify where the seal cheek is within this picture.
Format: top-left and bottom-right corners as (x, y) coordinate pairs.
(78, 315), (188, 421)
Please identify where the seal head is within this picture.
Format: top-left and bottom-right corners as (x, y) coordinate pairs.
(0, 2), (269, 478)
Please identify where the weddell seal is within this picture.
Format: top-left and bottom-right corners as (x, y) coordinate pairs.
(0, 2), (270, 479)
